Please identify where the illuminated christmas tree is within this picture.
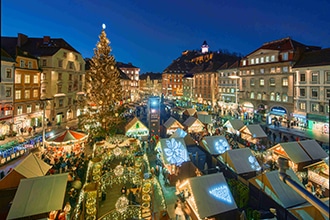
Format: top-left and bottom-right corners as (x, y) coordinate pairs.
(78, 24), (123, 139)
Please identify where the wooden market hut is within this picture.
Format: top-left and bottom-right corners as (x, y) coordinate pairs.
(125, 117), (149, 140)
(182, 108), (197, 121)
(200, 135), (230, 156)
(161, 117), (184, 137)
(239, 124), (267, 144)
(223, 119), (245, 135)
(288, 198), (329, 220)
(268, 140), (329, 172)
(183, 116), (205, 134)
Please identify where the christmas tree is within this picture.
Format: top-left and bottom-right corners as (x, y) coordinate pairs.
(78, 24), (123, 140)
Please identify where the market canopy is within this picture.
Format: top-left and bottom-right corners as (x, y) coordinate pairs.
(178, 172), (237, 219)
(183, 116), (205, 133)
(7, 173), (68, 220)
(218, 148), (261, 174)
(0, 153), (51, 190)
(125, 117), (149, 138)
(223, 119), (245, 133)
(155, 137), (189, 166)
(46, 129), (88, 145)
(200, 135), (230, 155)
(249, 169), (306, 208)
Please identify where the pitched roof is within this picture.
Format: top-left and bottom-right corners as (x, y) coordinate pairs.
(1, 47), (15, 62)
(117, 61), (139, 69)
(163, 117), (183, 129)
(294, 48), (330, 67)
(201, 135), (230, 155)
(139, 72), (162, 80)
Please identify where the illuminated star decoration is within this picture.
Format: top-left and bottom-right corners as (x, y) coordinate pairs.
(209, 184), (233, 204)
(215, 138), (229, 154)
(102, 23), (106, 29)
(248, 155), (261, 171)
(164, 138), (187, 165)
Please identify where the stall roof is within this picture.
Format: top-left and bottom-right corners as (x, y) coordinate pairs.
(156, 137), (189, 166)
(239, 124), (267, 138)
(0, 153), (51, 190)
(183, 116), (204, 128)
(46, 129), (88, 144)
(196, 114), (212, 125)
(269, 140), (328, 164)
(218, 148), (261, 174)
(163, 117), (184, 129)
(249, 170), (306, 208)
(125, 117), (148, 132)
(170, 128), (197, 147)
(180, 173), (237, 219)
(288, 198), (329, 220)
(200, 135), (230, 155)
(7, 173), (68, 220)
(183, 108), (197, 116)
(223, 119), (245, 131)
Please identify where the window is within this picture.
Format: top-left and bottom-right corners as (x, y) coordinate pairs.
(266, 56), (270, 62)
(270, 67), (275, 73)
(24, 75), (30, 83)
(259, 78), (264, 86)
(25, 90), (30, 99)
(257, 93), (262, 99)
(58, 73), (62, 80)
(260, 57), (264, 63)
(255, 58), (259, 64)
(311, 103), (319, 112)
(282, 52), (288, 61)
(35, 104), (40, 111)
(59, 99), (64, 107)
(271, 55), (275, 62)
(300, 88), (306, 96)
(28, 61), (32, 68)
(276, 93), (281, 102)
(242, 79), (246, 87)
(17, 106), (23, 115)
(57, 85), (62, 93)
(33, 75), (38, 83)
(68, 62), (74, 69)
(42, 59), (47, 66)
(300, 73), (306, 82)
(63, 52), (67, 58)
(283, 66), (288, 72)
(282, 78), (288, 86)
(15, 90), (21, 99)
(27, 105), (32, 113)
(260, 68), (265, 74)
(69, 74), (72, 80)
(250, 79), (255, 86)
(282, 94), (288, 102)
(20, 60), (25, 68)
(326, 89), (330, 99)
(33, 89), (38, 98)
(250, 92), (255, 99)
(58, 60), (63, 67)
(311, 88), (318, 98)
(6, 68), (12, 78)
(75, 55), (78, 60)
(5, 87), (11, 97)
(299, 102), (306, 110)
(269, 78), (276, 86)
(311, 72), (318, 83)
(326, 71), (330, 82)
(250, 59), (254, 65)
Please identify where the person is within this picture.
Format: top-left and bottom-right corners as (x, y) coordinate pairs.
(63, 201), (71, 220)
(174, 199), (184, 220)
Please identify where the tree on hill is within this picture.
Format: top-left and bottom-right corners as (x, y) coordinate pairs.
(78, 25), (123, 140)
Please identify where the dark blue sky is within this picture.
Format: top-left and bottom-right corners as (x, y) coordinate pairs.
(2, 0), (330, 73)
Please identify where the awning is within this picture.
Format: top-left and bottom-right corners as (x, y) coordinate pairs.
(7, 173), (68, 219)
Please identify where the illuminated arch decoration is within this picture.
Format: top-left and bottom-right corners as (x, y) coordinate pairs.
(214, 138), (230, 154)
(164, 138), (188, 166)
(209, 184), (233, 204)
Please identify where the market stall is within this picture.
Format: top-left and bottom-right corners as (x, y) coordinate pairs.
(125, 117), (149, 140)
(177, 172), (239, 220)
(6, 173), (68, 220)
(200, 135), (230, 156)
(223, 119), (245, 135)
(170, 128), (198, 147)
(183, 116), (205, 133)
(239, 124), (267, 144)
(217, 148), (261, 179)
(289, 198), (329, 220)
(45, 129), (88, 156)
(162, 117), (184, 137)
(0, 153), (51, 190)
(268, 140), (329, 172)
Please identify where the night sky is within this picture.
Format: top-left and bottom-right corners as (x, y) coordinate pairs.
(2, 0), (330, 73)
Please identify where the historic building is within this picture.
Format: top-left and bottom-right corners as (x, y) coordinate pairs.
(292, 48), (330, 134)
(0, 48), (15, 136)
(117, 62), (140, 102)
(139, 72), (162, 98)
(238, 37), (321, 125)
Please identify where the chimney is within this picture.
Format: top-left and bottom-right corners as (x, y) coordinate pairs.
(17, 33), (28, 47)
(43, 36), (50, 44)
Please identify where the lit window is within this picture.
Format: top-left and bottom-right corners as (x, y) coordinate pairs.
(25, 90), (30, 99)
(269, 78), (275, 86)
(282, 94), (288, 102)
(260, 68), (264, 74)
(35, 104), (40, 111)
(276, 93), (281, 101)
(251, 69), (255, 75)
(299, 102), (306, 110)
(259, 79), (264, 86)
(282, 78), (288, 86)
(33, 75), (38, 83)
(25, 75), (30, 83)
(250, 59), (254, 65)
(271, 55), (275, 62)
(311, 88), (318, 98)
(257, 93), (262, 99)
(250, 79), (255, 86)
(250, 92), (255, 99)
(270, 92), (275, 101)
(27, 105), (32, 113)
(260, 57), (264, 63)
(15, 90), (21, 99)
(255, 58), (259, 64)
(311, 103), (319, 112)
(282, 52), (288, 61)
(270, 67), (275, 73)
(17, 106), (23, 115)
(33, 89), (38, 98)
(266, 56), (270, 62)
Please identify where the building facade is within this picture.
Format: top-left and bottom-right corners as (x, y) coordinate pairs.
(139, 72), (162, 99)
(117, 62), (140, 102)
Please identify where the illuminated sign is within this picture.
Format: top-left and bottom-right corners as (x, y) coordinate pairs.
(209, 184), (233, 204)
(164, 138), (188, 165)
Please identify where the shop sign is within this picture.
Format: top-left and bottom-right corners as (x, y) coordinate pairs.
(270, 106), (286, 114)
(292, 113), (306, 119)
(1, 158), (6, 164)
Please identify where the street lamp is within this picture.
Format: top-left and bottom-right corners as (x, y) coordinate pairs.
(40, 98), (52, 148)
(228, 75), (241, 105)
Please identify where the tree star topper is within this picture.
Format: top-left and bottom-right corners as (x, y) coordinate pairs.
(102, 23), (106, 29)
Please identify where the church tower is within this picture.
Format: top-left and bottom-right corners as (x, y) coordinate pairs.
(201, 40), (209, 53)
